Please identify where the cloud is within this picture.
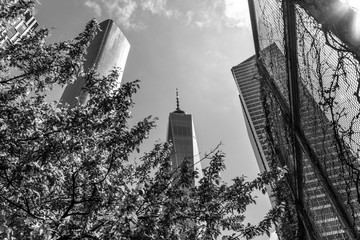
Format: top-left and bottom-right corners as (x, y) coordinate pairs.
(206, 49), (229, 61)
(83, 0), (172, 29)
(112, 0), (138, 29)
(82, 0), (250, 31)
(223, 0), (250, 28)
(84, 1), (102, 18)
(184, 11), (195, 26)
(188, 1), (225, 30)
(139, 0), (167, 14)
(83, 0), (139, 29)
(177, 0), (250, 30)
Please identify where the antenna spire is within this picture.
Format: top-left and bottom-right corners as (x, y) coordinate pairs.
(176, 88), (180, 111)
(173, 88), (185, 113)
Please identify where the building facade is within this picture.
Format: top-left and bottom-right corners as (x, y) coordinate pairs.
(232, 0), (360, 239)
(59, 19), (130, 107)
(0, 8), (38, 47)
(231, 55), (270, 174)
(166, 92), (202, 187)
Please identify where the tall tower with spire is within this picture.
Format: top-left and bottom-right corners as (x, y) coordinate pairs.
(166, 89), (202, 186)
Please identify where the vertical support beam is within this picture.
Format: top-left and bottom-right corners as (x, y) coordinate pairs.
(248, 0), (260, 58)
(282, 0), (306, 238)
(257, 60), (319, 240)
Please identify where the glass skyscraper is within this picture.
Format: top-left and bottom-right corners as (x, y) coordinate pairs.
(166, 92), (202, 187)
(60, 19), (130, 107)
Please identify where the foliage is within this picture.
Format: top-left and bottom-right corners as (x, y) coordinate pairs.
(0, 2), (285, 239)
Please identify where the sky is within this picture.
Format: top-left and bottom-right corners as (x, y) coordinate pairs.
(35, 0), (275, 239)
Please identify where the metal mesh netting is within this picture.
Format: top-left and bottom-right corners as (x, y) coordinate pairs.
(251, 0), (360, 239)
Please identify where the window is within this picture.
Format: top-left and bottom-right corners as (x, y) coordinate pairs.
(7, 27), (16, 39)
(16, 22), (27, 35)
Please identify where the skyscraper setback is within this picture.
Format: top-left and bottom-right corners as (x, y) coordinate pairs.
(60, 19), (130, 107)
(231, 55), (270, 174)
(232, 0), (360, 239)
(166, 91), (202, 187)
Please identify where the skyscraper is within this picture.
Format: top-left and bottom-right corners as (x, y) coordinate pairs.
(59, 19), (130, 107)
(231, 55), (270, 174)
(232, 0), (360, 239)
(0, 8), (38, 48)
(166, 90), (202, 187)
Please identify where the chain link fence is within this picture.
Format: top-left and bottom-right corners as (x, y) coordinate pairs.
(250, 0), (360, 238)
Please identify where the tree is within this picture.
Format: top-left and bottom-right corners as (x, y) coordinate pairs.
(0, 2), (285, 239)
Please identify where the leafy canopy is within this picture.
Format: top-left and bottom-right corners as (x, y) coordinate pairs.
(0, 1), (284, 239)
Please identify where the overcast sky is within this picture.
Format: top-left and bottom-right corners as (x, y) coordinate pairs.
(36, 1), (274, 239)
